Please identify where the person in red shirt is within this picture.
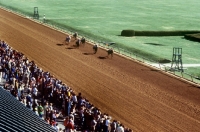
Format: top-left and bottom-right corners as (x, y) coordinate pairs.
(64, 116), (74, 132)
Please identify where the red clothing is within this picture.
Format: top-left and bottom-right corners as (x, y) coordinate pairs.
(67, 122), (74, 129)
(64, 120), (74, 130)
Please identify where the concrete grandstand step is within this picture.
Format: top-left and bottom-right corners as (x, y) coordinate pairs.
(0, 87), (56, 132)
(0, 116), (30, 132)
(0, 122), (19, 132)
(0, 125), (14, 132)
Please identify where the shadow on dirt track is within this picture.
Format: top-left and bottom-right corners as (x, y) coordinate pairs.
(83, 53), (94, 55)
(56, 43), (64, 46)
(98, 56), (107, 59)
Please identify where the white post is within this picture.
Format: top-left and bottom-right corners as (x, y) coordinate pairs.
(43, 14), (46, 23)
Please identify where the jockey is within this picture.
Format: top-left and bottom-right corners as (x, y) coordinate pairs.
(76, 39), (81, 48)
(81, 37), (86, 46)
(93, 44), (98, 54)
(73, 32), (78, 40)
(65, 35), (71, 45)
(107, 48), (113, 58)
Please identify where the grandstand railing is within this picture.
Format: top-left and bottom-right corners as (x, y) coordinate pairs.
(1, 6), (199, 85)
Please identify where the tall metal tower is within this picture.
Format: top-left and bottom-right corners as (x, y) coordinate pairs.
(171, 47), (183, 72)
(33, 7), (39, 19)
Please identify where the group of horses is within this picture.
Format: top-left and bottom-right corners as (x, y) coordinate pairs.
(64, 32), (113, 58)
(64, 32), (85, 48)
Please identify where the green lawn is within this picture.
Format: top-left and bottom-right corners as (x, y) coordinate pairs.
(0, 0), (200, 76)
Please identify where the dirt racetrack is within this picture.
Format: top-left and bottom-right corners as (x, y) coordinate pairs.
(0, 8), (200, 131)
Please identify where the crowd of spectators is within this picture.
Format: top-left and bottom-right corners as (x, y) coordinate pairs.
(0, 39), (132, 132)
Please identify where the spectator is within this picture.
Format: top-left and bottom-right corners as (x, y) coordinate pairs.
(37, 102), (44, 118)
(46, 108), (51, 120)
(32, 99), (39, 115)
(44, 102), (50, 117)
(90, 116), (97, 132)
(26, 93), (33, 110)
(56, 90), (63, 109)
(116, 123), (124, 132)
(52, 110), (57, 122)
(32, 84), (38, 98)
(65, 98), (72, 116)
(55, 123), (60, 132)
(58, 128), (63, 132)
(71, 92), (77, 106)
(111, 120), (117, 132)
(104, 116), (111, 132)
(23, 73), (29, 86)
(64, 116), (74, 132)
(51, 120), (59, 131)
(49, 103), (54, 111)
(45, 117), (51, 125)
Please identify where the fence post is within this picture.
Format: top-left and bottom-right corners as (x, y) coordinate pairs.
(191, 76), (193, 82)
(164, 66), (167, 72)
(181, 71), (183, 78)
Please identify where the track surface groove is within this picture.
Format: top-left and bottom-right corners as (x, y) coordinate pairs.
(0, 8), (200, 131)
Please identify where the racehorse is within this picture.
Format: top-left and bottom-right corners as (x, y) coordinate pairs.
(76, 39), (81, 48)
(107, 48), (113, 58)
(93, 44), (98, 54)
(73, 32), (78, 40)
(81, 37), (86, 47)
(65, 35), (71, 45)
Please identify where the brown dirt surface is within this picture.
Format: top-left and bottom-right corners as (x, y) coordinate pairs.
(1, 8), (200, 131)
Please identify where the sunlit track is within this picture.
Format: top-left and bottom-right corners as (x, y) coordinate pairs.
(0, 8), (200, 132)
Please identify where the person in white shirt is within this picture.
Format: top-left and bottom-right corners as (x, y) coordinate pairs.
(72, 92), (77, 107)
(32, 85), (38, 97)
(116, 123), (124, 132)
(102, 115), (111, 132)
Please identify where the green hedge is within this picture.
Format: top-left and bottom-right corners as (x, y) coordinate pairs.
(121, 30), (200, 37)
(121, 30), (135, 36)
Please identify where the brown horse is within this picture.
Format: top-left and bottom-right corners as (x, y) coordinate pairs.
(73, 32), (78, 40)
(93, 44), (98, 54)
(81, 37), (86, 47)
(76, 39), (81, 48)
(65, 35), (71, 45)
(107, 48), (113, 58)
